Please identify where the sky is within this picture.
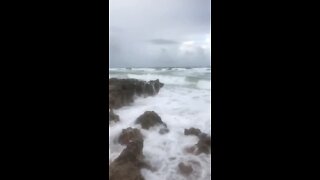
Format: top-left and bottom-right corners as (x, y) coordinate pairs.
(109, 0), (211, 68)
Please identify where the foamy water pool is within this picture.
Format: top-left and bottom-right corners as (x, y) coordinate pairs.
(109, 68), (211, 180)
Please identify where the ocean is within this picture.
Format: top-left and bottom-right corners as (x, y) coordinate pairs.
(109, 68), (211, 180)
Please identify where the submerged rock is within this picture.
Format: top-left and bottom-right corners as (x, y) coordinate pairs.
(178, 162), (193, 176)
(184, 128), (201, 136)
(118, 127), (143, 146)
(109, 78), (164, 109)
(184, 127), (211, 154)
(135, 111), (167, 130)
(159, 127), (170, 134)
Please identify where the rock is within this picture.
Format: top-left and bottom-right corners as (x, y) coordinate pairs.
(108, 78), (165, 180)
(178, 162), (193, 176)
(184, 127), (211, 154)
(109, 109), (120, 123)
(118, 128), (143, 145)
(184, 128), (201, 136)
(196, 134), (211, 154)
(109, 78), (164, 109)
(109, 140), (145, 180)
(135, 111), (167, 129)
(159, 127), (170, 134)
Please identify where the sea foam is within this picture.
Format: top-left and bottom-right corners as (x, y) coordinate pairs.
(109, 68), (211, 180)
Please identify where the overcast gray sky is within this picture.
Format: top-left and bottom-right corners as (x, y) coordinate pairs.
(109, 0), (211, 68)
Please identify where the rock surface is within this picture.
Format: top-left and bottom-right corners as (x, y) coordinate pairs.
(109, 140), (145, 180)
(184, 127), (201, 136)
(135, 111), (168, 130)
(109, 109), (120, 123)
(109, 78), (164, 109)
(184, 127), (211, 154)
(118, 127), (143, 146)
(178, 162), (193, 176)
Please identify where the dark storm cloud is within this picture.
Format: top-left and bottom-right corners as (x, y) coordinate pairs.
(109, 0), (211, 68)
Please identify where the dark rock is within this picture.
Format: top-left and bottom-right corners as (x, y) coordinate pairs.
(178, 162), (193, 176)
(184, 128), (201, 136)
(118, 128), (143, 145)
(184, 127), (211, 154)
(109, 109), (120, 123)
(109, 78), (164, 109)
(159, 127), (170, 134)
(196, 134), (211, 154)
(135, 111), (167, 129)
(109, 140), (145, 180)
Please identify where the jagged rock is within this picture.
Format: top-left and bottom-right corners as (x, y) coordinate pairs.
(109, 140), (145, 180)
(135, 111), (167, 130)
(178, 162), (193, 176)
(118, 128), (143, 146)
(184, 128), (211, 155)
(109, 78), (164, 109)
(109, 109), (120, 123)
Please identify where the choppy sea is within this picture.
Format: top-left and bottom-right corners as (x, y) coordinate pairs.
(109, 67), (211, 180)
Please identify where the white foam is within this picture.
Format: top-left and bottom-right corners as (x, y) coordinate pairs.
(109, 68), (211, 180)
(127, 73), (189, 86)
(197, 80), (211, 90)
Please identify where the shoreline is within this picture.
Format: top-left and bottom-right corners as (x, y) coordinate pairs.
(109, 76), (211, 180)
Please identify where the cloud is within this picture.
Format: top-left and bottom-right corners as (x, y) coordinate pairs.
(109, 0), (211, 67)
(149, 39), (179, 45)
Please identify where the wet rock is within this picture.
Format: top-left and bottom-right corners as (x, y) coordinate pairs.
(139, 161), (156, 172)
(196, 134), (211, 154)
(118, 128), (143, 146)
(109, 109), (120, 123)
(184, 127), (211, 154)
(109, 78), (164, 109)
(109, 140), (145, 180)
(184, 128), (201, 136)
(178, 162), (193, 176)
(185, 146), (196, 154)
(135, 111), (167, 129)
(159, 127), (170, 134)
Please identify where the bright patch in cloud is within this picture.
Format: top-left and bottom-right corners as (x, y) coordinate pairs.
(178, 34), (211, 57)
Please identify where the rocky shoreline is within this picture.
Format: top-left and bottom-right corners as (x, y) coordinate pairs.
(109, 78), (164, 109)
(109, 78), (211, 180)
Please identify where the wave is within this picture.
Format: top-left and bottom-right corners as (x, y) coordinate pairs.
(109, 79), (211, 180)
(109, 68), (211, 180)
(124, 73), (210, 90)
(197, 80), (211, 90)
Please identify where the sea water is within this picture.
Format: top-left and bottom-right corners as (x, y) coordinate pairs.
(109, 68), (211, 180)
